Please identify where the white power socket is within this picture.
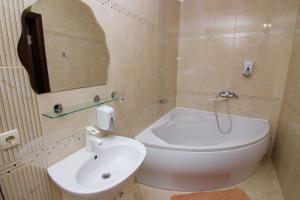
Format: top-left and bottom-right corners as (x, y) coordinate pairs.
(0, 129), (21, 150)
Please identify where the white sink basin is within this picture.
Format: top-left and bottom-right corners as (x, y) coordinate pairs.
(47, 136), (146, 199)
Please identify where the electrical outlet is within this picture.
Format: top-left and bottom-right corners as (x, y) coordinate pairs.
(0, 129), (21, 150)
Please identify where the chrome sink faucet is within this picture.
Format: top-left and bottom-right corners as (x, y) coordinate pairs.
(218, 90), (239, 99)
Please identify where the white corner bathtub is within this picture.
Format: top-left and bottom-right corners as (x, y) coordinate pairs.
(135, 107), (270, 191)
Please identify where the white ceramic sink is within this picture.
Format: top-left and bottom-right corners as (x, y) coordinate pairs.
(47, 136), (146, 199)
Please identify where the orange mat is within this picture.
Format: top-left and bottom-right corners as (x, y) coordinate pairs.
(171, 188), (251, 200)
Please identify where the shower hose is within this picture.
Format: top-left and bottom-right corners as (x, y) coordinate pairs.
(213, 94), (232, 134)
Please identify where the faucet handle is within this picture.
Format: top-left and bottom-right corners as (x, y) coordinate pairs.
(86, 126), (100, 135)
(218, 90), (239, 99)
(219, 90), (229, 97)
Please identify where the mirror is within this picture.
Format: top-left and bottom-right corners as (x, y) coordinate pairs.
(18, 0), (110, 94)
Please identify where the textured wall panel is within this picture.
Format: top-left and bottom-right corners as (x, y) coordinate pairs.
(0, 0), (43, 167)
(0, 155), (52, 200)
(0, 0), (52, 199)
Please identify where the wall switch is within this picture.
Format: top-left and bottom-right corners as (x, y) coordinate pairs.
(242, 60), (254, 77)
(0, 129), (21, 150)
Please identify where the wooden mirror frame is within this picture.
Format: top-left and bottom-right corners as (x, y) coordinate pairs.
(18, 8), (50, 94)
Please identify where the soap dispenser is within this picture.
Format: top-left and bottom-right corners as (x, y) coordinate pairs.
(96, 105), (115, 131)
(242, 60), (254, 77)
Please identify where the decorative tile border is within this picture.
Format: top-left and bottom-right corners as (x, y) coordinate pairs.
(95, 0), (157, 28)
(0, 154), (53, 200)
(0, 131), (85, 175)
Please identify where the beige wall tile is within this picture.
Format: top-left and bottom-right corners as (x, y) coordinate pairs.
(272, 3), (300, 199)
(177, 0), (300, 153)
(34, 0), (180, 149)
(0, 0), (179, 199)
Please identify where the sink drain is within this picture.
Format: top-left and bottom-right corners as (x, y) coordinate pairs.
(102, 173), (111, 179)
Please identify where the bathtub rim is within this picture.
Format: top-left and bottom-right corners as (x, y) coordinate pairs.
(135, 107), (270, 152)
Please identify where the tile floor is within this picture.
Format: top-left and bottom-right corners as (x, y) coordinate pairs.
(134, 158), (284, 200)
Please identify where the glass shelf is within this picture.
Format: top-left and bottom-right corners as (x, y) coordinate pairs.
(42, 96), (123, 119)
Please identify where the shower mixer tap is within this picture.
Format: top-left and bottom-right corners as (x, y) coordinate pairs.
(218, 91), (239, 99)
(214, 90), (238, 134)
